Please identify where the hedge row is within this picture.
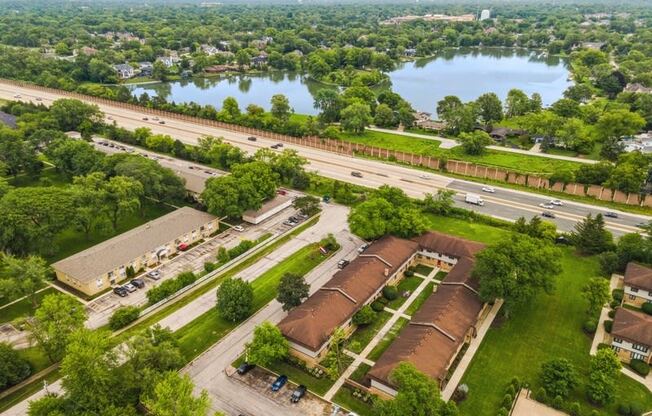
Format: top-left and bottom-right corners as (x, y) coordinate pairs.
(146, 271), (198, 305)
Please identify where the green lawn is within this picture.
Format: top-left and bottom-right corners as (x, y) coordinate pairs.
(458, 250), (652, 415)
(17, 346), (52, 374)
(266, 359), (335, 396)
(367, 317), (409, 361)
(404, 282), (435, 316)
(413, 264), (434, 277)
(386, 276), (423, 310)
(346, 311), (393, 354)
(0, 287), (58, 324)
(175, 241), (335, 361)
(48, 201), (174, 263)
(340, 130), (583, 175)
(350, 362), (372, 384)
(333, 385), (375, 416)
(422, 213), (512, 245)
(7, 168), (69, 188)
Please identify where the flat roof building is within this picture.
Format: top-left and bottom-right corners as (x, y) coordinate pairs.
(242, 195), (293, 225)
(52, 207), (219, 296)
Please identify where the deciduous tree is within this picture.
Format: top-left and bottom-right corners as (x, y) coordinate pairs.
(276, 273), (309, 311)
(216, 278), (253, 322)
(246, 322), (289, 367)
(30, 294), (86, 363)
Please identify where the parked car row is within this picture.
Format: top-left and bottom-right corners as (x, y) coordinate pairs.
(236, 363), (307, 404)
(283, 213), (308, 227)
(113, 278), (146, 297)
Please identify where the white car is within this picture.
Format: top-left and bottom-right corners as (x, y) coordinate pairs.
(233, 225), (244, 232)
(481, 186), (495, 193)
(419, 173), (431, 180)
(550, 199), (564, 206)
(13, 94), (21, 98)
(539, 202), (555, 209)
(123, 283), (137, 293)
(147, 270), (161, 280)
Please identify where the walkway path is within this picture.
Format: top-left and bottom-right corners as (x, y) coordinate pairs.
(368, 127), (597, 164)
(323, 266), (441, 400)
(441, 299), (503, 400)
(590, 274), (622, 355)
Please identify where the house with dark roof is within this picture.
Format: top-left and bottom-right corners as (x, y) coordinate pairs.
(0, 111), (17, 129)
(278, 235), (420, 364)
(623, 263), (652, 307)
(611, 308), (652, 364)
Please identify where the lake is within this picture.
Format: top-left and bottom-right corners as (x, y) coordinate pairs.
(128, 48), (571, 116)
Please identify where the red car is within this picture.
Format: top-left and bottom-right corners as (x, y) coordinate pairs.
(277, 189), (287, 195)
(177, 243), (189, 251)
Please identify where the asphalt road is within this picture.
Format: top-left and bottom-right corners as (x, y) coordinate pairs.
(1, 82), (648, 236)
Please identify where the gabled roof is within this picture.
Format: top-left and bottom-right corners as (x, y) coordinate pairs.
(624, 262), (652, 292)
(414, 231), (485, 259)
(612, 308), (652, 347)
(278, 235), (419, 351)
(367, 282), (483, 386)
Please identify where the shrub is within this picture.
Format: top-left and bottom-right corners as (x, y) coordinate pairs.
(630, 402), (644, 416)
(569, 402), (581, 416)
(618, 403), (631, 416)
(404, 269), (414, 277)
(552, 395), (563, 410)
(204, 261), (217, 273)
(511, 377), (521, 390)
(370, 300), (385, 312)
(146, 271), (198, 304)
(642, 302), (652, 316)
(496, 409), (509, 416)
(535, 387), (548, 403)
(604, 320), (613, 333)
(176, 271), (198, 287)
(109, 306), (140, 330)
(612, 289), (624, 302)
(505, 384), (516, 397)
(126, 265), (135, 278)
(630, 359), (650, 376)
(610, 300), (621, 308)
(502, 394), (513, 408)
(597, 342), (611, 350)
(352, 305), (376, 326)
(382, 286), (399, 301)
(608, 309), (616, 319)
(0, 343), (31, 389)
(583, 319), (597, 334)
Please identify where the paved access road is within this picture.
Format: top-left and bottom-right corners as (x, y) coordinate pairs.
(0, 82), (648, 236)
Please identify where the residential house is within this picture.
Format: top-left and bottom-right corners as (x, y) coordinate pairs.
(367, 232), (488, 396)
(51, 207), (219, 296)
(113, 63), (135, 79)
(623, 263), (652, 307)
(251, 52), (268, 67)
(404, 48), (417, 57)
(138, 62), (153, 77)
(278, 236), (421, 364)
(156, 56), (179, 68)
(611, 308), (652, 364)
(624, 83), (652, 94)
(79, 46), (98, 56)
(242, 195), (293, 225)
(201, 44), (220, 56)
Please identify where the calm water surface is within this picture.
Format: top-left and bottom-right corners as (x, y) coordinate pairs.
(129, 48), (571, 116)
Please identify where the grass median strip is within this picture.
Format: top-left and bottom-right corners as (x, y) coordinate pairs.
(175, 237), (336, 361)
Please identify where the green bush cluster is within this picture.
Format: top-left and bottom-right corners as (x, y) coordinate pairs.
(604, 320), (613, 333)
(619, 402), (644, 416)
(218, 240), (257, 264)
(109, 306), (141, 330)
(642, 302), (652, 316)
(383, 285), (399, 301)
(146, 271), (198, 304)
(583, 319), (597, 334)
(630, 359), (650, 376)
(612, 289), (624, 302)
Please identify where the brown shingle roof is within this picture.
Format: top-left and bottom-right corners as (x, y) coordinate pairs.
(415, 232), (485, 259)
(440, 256), (479, 291)
(612, 308), (652, 347)
(624, 263), (652, 292)
(52, 207), (217, 283)
(367, 283), (483, 387)
(278, 235), (419, 351)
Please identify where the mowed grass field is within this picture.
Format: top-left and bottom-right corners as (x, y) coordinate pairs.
(421, 213), (652, 415)
(339, 130), (582, 175)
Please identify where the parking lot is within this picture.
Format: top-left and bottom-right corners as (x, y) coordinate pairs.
(85, 200), (304, 329)
(231, 366), (351, 416)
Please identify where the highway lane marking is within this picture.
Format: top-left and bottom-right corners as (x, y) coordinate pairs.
(0, 85), (644, 234)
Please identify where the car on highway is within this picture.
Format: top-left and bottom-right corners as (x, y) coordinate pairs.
(158, 120), (166, 124)
(539, 202), (555, 209)
(270, 144), (281, 149)
(290, 385), (307, 403)
(276, 143), (284, 147)
(107, 116), (113, 120)
(237, 362), (255, 375)
(147, 270), (161, 280)
(233, 225), (244, 232)
(636, 222), (648, 229)
(123, 283), (137, 293)
(113, 286), (128, 297)
(130, 278), (145, 289)
(271, 375), (288, 391)
(419, 173), (431, 180)
(481, 186), (495, 193)
(337, 259), (350, 269)
(604, 211), (619, 219)
(13, 94), (21, 98)
(142, 117), (149, 121)
(152, 116), (159, 121)
(35, 97), (42, 101)
(247, 136), (257, 142)
(550, 199), (564, 206)
(351, 171), (363, 178)
(541, 211), (556, 219)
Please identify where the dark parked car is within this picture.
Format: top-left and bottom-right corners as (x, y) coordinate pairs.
(604, 211), (619, 219)
(271, 375), (288, 391)
(247, 136), (257, 142)
(636, 222), (648, 229)
(113, 286), (128, 297)
(237, 362), (255, 375)
(555, 235), (571, 245)
(337, 259), (350, 269)
(351, 171), (363, 178)
(130, 278), (145, 289)
(541, 211), (556, 219)
(291, 385), (307, 403)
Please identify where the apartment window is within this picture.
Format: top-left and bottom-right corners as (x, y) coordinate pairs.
(108, 271), (114, 278)
(612, 346), (621, 353)
(630, 294), (637, 300)
(632, 344), (649, 353)
(631, 352), (646, 361)
(613, 337), (622, 344)
(631, 287), (639, 293)
(96, 278), (103, 288)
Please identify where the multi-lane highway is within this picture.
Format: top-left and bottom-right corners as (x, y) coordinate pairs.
(1, 81), (649, 236)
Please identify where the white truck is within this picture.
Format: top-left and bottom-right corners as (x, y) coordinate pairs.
(465, 193), (485, 206)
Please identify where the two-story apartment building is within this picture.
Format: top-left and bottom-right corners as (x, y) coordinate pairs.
(52, 207), (218, 296)
(623, 262), (652, 307)
(611, 308), (652, 364)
